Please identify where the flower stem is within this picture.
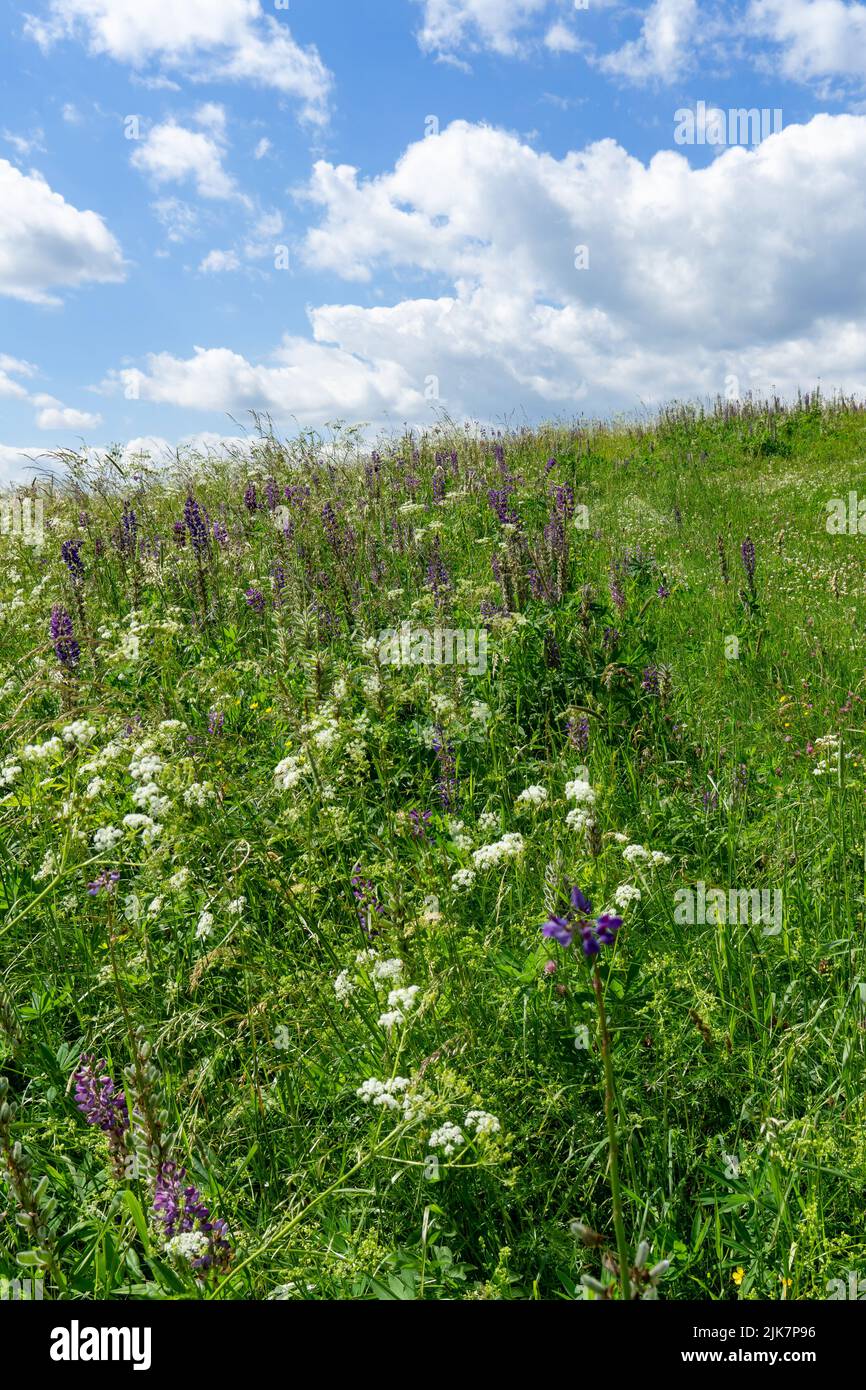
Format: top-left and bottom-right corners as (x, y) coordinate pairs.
(592, 960), (631, 1299)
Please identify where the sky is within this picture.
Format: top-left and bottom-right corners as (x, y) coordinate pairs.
(2, 0), (866, 481)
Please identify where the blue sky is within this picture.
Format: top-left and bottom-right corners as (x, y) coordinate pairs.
(2, 0), (866, 479)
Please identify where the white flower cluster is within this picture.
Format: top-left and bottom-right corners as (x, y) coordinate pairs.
(516, 785), (547, 806)
(22, 737), (63, 763)
(478, 810), (498, 833)
(428, 1122), (464, 1156)
(274, 753), (305, 791)
(196, 910), (214, 940)
(448, 818), (472, 850)
(92, 825), (123, 852)
(378, 984), (420, 1031)
(614, 883), (642, 909)
(183, 781), (216, 808)
(0, 763), (22, 789)
(565, 776), (596, 804)
(451, 867), (476, 890)
(165, 1231), (210, 1264)
(127, 740), (168, 838)
(472, 831), (524, 869)
(465, 1109), (501, 1138)
(61, 720), (96, 746)
(622, 843), (670, 866)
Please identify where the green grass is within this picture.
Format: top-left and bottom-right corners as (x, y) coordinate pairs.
(2, 393), (866, 1300)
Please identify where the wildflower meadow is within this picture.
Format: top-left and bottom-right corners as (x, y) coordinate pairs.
(2, 394), (866, 1307)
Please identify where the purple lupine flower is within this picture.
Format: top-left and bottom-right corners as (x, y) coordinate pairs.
(264, 477), (279, 511)
(208, 709), (224, 737)
(212, 520), (229, 545)
(426, 538), (450, 608)
(542, 886), (622, 959)
(432, 468), (446, 504)
(118, 507), (137, 558)
(602, 625), (620, 650)
(741, 536), (756, 596)
(641, 666), (661, 696)
(432, 725), (457, 810)
(568, 716), (590, 752)
(61, 539), (85, 582)
(172, 521), (187, 547)
(154, 1161), (231, 1271)
(609, 574), (625, 613)
(88, 870), (120, 895)
(352, 866), (384, 936)
(49, 605), (80, 669)
(408, 808), (432, 839)
(243, 483), (258, 513)
(73, 1054), (129, 1138)
(245, 587), (265, 613)
(545, 457), (558, 473)
(184, 495), (209, 554)
(487, 487), (519, 527)
(657, 583), (670, 600)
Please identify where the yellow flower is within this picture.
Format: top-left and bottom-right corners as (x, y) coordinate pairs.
(732, 1267), (745, 1286)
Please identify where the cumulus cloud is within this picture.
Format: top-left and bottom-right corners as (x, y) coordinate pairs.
(130, 119), (242, 201)
(35, 403), (103, 430)
(415, 0), (553, 57)
(0, 159), (125, 305)
(748, 0), (866, 85)
(199, 249), (241, 273)
(599, 0), (699, 83)
(24, 0), (333, 124)
(104, 114), (866, 426)
(0, 355), (37, 400)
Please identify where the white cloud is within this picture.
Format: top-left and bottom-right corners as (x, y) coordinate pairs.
(253, 136), (271, 159)
(544, 22), (584, 54)
(199, 248), (241, 273)
(599, 0), (699, 83)
(415, 0), (553, 56)
(3, 127), (46, 157)
(0, 355), (37, 400)
(0, 444), (52, 486)
(108, 340), (422, 423)
(0, 159), (125, 305)
(24, 1), (333, 124)
(35, 404), (102, 430)
(104, 114), (866, 427)
(748, 0), (866, 84)
(130, 120), (241, 201)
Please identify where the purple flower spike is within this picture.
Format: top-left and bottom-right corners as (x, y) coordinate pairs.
(570, 886), (592, 915)
(74, 1054), (129, 1138)
(542, 915), (574, 948)
(541, 888), (624, 958)
(154, 1162), (232, 1271)
(49, 605), (80, 669)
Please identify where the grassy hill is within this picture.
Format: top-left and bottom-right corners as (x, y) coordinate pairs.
(2, 393), (866, 1299)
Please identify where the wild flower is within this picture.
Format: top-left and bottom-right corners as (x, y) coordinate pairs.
(472, 832), (524, 868)
(428, 1123), (465, 1156)
(73, 1055), (128, 1141)
(516, 785), (547, 806)
(153, 1161), (231, 1272)
(542, 887), (622, 957)
(49, 606), (80, 669)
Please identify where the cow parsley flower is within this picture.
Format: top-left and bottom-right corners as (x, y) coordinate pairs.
(516, 785), (548, 806)
(565, 778), (596, 804)
(429, 1123), (465, 1156)
(465, 1109), (501, 1138)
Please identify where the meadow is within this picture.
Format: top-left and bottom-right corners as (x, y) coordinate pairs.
(1, 393), (866, 1301)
